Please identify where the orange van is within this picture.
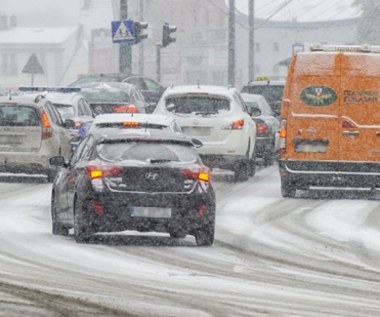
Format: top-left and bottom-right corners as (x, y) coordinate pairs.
(279, 44), (380, 197)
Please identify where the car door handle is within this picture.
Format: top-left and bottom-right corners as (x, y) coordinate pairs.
(342, 130), (359, 136)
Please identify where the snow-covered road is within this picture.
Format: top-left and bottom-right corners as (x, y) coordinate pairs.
(0, 165), (380, 317)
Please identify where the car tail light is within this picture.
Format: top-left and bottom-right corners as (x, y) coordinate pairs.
(181, 167), (211, 182)
(85, 165), (124, 180)
(197, 204), (209, 217)
(256, 121), (268, 136)
(279, 119), (287, 157)
(41, 108), (52, 139)
(113, 105), (138, 113)
(223, 119), (244, 130)
(74, 120), (82, 129)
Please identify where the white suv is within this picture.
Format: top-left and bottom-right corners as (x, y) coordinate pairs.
(154, 85), (257, 181)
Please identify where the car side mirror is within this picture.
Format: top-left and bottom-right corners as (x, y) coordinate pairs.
(49, 156), (68, 167)
(191, 138), (203, 148)
(64, 119), (75, 128)
(250, 107), (262, 117)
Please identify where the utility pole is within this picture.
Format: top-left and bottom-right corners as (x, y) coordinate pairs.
(228, 0), (235, 86)
(156, 44), (161, 83)
(119, 0), (131, 74)
(248, 0), (254, 81)
(139, 0), (144, 75)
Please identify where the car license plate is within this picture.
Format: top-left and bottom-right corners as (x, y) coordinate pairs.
(295, 143), (327, 153)
(182, 127), (211, 136)
(0, 135), (23, 145)
(133, 207), (171, 218)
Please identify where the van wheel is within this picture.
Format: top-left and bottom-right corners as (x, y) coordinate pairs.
(281, 181), (296, 198)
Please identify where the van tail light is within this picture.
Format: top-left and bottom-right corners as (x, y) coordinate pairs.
(113, 105), (138, 113)
(342, 118), (356, 128)
(223, 119), (244, 130)
(181, 167), (211, 182)
(85, 165), (124, 180)
(279, 119), (287, 157)
(41, 109), (52, 140)
(256, 120), (268, 136)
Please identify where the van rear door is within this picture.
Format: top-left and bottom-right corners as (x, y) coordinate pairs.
(339, 54), (380, 162)
(285, 53), (341, 161)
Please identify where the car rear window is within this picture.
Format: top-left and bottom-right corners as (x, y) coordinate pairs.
(165, 95), (230, 115)
(242, 85), (284, 105)
(97, 141), (198, 163)
(80, 90), (131, 104)
(0, 105), (40, 126)
(53, 104), (74, 121)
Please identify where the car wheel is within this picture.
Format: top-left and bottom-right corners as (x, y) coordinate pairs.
(194, 222), (215, 247)
(234, 160), (250, 182)
(51, 193), (69, 236)
(281, 179), (296, 198)
(74, 199), (92, 243)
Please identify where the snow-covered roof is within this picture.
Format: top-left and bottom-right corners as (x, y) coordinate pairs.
(92, 113), (175, 126)
(0, 27), (78, 45)
(163, 85), (237, 98)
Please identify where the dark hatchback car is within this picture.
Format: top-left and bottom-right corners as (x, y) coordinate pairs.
(49, 128), (216, 246)
(69, 73), (166, 112)
(76, 82), (147, 116)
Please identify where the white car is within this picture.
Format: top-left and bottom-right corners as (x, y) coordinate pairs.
(88, 113), (183, 133)
(154, 85), (257, 181)
(0, 94), (72, 181)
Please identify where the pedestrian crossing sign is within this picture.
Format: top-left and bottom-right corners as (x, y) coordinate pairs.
(111, 20), (135, 44)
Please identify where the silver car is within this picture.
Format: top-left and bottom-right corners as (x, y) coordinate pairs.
(0, 95), (72, 181)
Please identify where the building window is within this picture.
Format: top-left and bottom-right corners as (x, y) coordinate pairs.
(273, 42), (279, 52)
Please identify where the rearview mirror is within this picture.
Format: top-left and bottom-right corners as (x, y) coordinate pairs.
(250, 107), (262, 117)
(191, 138), (203, 148)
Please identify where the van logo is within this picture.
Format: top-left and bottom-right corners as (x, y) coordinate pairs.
(300, 86), (337, 107)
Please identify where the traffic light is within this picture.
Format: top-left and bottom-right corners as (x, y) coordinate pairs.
(162, 22), (177, 47)
(134, 21), (148, 44)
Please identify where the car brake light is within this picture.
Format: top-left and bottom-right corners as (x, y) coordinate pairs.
(223, 119), (245, 130)
(181, 167), (210, 182)
(86, 165), (123, 180)
(113, 105), (138, 113)
(256, 122), (268, 136)
(41, 108), (52, 139)
(122, 121), (141, 127)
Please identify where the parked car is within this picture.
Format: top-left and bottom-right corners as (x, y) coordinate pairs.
(0, 94), (72, 181)
(49, 128), (216, 246)
(88, 113), (183, 134)
(19, 87), (94, 152)
(240, 93), (280, 165)
(241, 77), (285, 117)
(154, 85), (257, 182)
(76, 82), (148, 116)
(69, 73), (165, 112)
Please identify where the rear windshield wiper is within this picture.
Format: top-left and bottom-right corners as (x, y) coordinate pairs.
(148, 158), (177, 164)
(193, 111), (218, 116)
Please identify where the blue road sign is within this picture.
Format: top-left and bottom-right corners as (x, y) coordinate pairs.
(111, 20), (135, 44)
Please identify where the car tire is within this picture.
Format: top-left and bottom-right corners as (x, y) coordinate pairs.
(74, 198), (92, 243)
(194, 222), (215, 246)
(51, 193), (69, 236)
(234, 160), (250, 182)
(281, 180), (296, 198)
